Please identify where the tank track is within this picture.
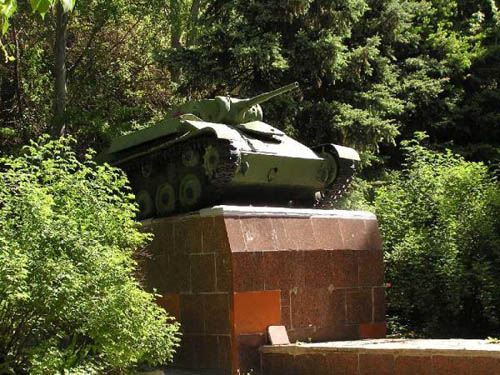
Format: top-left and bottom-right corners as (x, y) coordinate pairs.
(316, 154), (356, 208)
(117, 136), (240, 217)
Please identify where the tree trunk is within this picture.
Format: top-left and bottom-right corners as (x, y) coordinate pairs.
(11, 23), (23, 120)
(187, 0), (201, 46)
(52, 1), (69, 137)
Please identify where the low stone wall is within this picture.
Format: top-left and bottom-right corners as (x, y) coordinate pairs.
(141, 206), (385, 375)
(260, 339), (500, 375)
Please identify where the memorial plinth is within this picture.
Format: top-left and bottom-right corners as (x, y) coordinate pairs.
(141, 206), (385, 375)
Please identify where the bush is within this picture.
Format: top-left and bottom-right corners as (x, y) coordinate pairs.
(0, 137), (180, 374)
(375, 133), (500, 337)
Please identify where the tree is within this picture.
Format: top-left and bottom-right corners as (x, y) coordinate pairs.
(0, 137), (180, 374)
(375, 133), (500, 336)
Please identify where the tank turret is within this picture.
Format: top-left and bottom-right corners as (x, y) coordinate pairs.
(99, 83), (360, 219)
(168, 82), (299, 125)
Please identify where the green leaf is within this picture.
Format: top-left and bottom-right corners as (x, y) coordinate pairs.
(60, 0), (75, 12)
(29, 0), (42, 12)
(37, 0), (51, 16)
(1, 18), (9, 35)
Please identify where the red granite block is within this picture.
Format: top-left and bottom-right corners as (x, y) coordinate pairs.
(201, 216), (230, 253)
(180, 294), (205, 334)
(364, 219), (383, 250)
(340, 218), (370, 250)
(216, 251), (232, 292)
(174, 217), (201, 254)
(232, 252), (265, 292)
(203, 293), (230, 334)
(175, 334), (197, 367)
(271, 218), (293, 251)
(218, 335), (232, 370)
(395, 356), (432, 375)
(359, 322), (386, 339)
(358, 249), (384, 287)
(373, 287), (386, 322)
(295, 354), (329, 375)
(240, 217), (277, 251)
(167, 253), (190, 292)
(262, 353), (296, 375)
(311, 217), (344, 250)
(156, 293), (181, 321)
(359, 353), (395, 375)
(326, 352), (358, 375)
(432, 356), (470, 375)
(154, 219), (175, 253)
(237, 334), (266, 374)
(332, 250), (358, 288)
(280, 292), (292, 330)
(470, 357), (500, 375)
(304, 250), (334, 288)
(141, 253), (169, 293)
(346, 288), (372, 324)
(234, 291), (281, 334)
(197, 335), (219, 369)
(291, 288), (337, 329)
(263, 251), (305, 291)
(281, 218), (317, 250)
(331, 289), (347, 325)
(224, 218), (246, 251)
(191, 253), (216, 292)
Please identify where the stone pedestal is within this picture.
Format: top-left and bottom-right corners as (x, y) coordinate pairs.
(141, 206), (385, 375)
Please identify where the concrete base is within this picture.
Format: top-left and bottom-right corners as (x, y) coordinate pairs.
(260, 339), (500, 374)
(141, 206), (385, 375)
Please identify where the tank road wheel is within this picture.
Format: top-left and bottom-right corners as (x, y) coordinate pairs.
(179, 174), (203, 209)
(136, 190), (154, 219)
(203, 145), (220, 179)
(155, 183), (176, 216)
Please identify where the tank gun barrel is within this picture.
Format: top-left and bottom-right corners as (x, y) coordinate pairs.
(234, 82), (299, 112)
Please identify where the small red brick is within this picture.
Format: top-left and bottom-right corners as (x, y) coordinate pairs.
(359, 353), (395, 375)
(224, 218), (246, 251)
(395, 356), (432, 375)
(311, 217), (344, 250)
(432, 355), (470, 375)
(327, 352), (358, 375)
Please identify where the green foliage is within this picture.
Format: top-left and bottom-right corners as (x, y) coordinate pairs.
(375, 133), (500, 336)
(0, 137), (180, 374)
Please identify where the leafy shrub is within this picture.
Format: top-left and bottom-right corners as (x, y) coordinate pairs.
(375, 133), (500, 337)
(0, 137), (180, 374)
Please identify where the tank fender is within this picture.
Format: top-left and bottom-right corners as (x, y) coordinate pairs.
(183, 119), (244, 141)
(316, 144), (360, 161)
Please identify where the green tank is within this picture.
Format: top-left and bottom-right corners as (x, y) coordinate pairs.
(98, 82), (360, 219)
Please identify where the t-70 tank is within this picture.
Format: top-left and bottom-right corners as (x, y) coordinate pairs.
(98, 82), (360, 219)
